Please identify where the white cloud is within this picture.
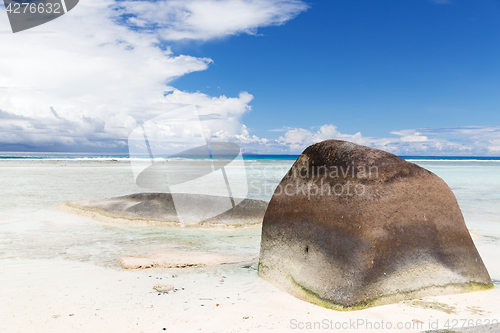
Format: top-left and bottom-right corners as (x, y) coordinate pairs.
(275, 125), (368, 152)
(390, 130), (429, 142)
(0, 0), (209, 149)
(415, 126), (500, 155)
(117, 0), (309, 41)
(230, 125), (500, 156)
(488, 145), (500, 153)
(161, 88), (258, 142)
(0, 0), (308, 150)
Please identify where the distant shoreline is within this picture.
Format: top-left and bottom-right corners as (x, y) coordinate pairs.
(1, 151), (500, 161)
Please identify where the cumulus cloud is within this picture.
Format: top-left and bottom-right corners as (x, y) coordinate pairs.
(229, 125), (500, 156)
(161, 89), (261, 143)
(415, 126), (500, 155)
(0, 0), (209, 149)
(116, 0), (309, 41)
(0, 0), (308, 151)
(276, 125), (367, 152)
(390, 130), (429, 142)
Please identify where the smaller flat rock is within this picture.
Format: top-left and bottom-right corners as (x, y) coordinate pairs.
(60, 193), (268, 227)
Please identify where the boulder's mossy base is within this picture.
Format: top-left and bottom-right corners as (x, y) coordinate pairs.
(258, 263), (494, 311)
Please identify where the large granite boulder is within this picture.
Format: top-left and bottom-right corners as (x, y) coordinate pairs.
(259, 140), (492, 310)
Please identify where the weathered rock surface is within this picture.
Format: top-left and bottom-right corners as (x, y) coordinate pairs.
(259, 140), (492, 310)
(60, 193), (267, 227)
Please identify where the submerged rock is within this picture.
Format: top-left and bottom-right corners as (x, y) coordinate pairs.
(258, 140), (492, 310)
(60, 193), (267, 227)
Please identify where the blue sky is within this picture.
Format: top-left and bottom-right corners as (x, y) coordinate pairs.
(172, 0), (500, 140)
(1, 0), (500, 155)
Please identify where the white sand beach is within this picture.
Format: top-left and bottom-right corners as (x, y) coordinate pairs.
(1, 257), (499, 333)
